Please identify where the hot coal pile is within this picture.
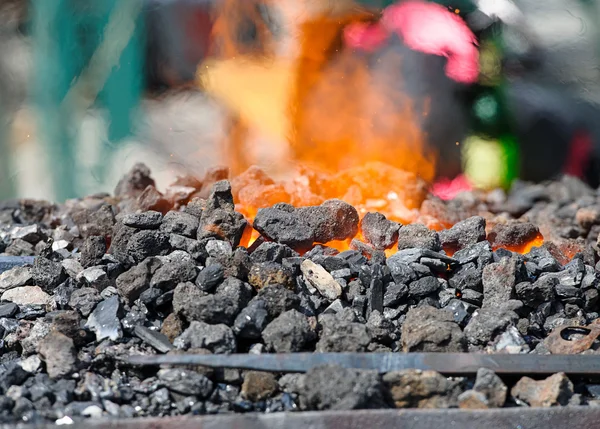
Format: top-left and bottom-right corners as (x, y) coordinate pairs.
(2, 163), (600, 424)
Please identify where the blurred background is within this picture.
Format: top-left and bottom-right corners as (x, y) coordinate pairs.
(1, 0), (600, 202)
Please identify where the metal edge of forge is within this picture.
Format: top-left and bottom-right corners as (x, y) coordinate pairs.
(0, 256), (35, 274)
(126, 352), (600, 375)
(6, 406), (600, 429)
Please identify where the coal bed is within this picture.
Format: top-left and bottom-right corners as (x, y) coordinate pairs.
(3, 163), (600, 425)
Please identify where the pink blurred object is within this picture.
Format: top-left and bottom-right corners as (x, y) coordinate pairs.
(431, 174), (473, 200)
(344, 0), (479, 84)
(564, 131), (593, 179)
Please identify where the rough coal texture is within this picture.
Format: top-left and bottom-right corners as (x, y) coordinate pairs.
(3, 165), (600, 423)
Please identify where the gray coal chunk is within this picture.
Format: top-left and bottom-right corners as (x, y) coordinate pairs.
(316, 315), (371, 352)
(301, 364), (389, 410)
(31, 257), (66, 290)
(464, 307), (519, 347)
(460, 289), (484, 306)
(453, 241), (493, 266)
(4, 239), (34, 256)
(360, 212), (400, 250)
(444, 299), (475, 326)
(253, 205), (314, 251)
(37, 331), (77, 379)
(262, 309), (316, 352)
(158, 369), (213, 398)
(297, 199), (359, 243)
(515, 277), (557, 308)
(256, 284), (301, 319)
(122, 211), (163, 229)
(80, 236), (107, 268)
(387, 258), (417, 285)
(116, 258), (158, 304)
(151, 251), (197, 291)
(77, 267), (112, 292)
(114, 163), (155, 199)
(397, 224), (442, 251)
(449, 263), (482, 292)
(169, 234), (207, 262)
(0, 302), (18, 318)
(195, 263), (224, 292)
(482, 256), (526, 308)
(383, 282), (408, 308)
(250, 242), (299, 265)
(85, 295), (122, 341)
(68, 287), (101, 317)
(383, 369), (463, 408)
(366, 267), (384, 318)
(408, 277), (442, 299)
(174, 320), (236, 354)
(473, 368), (507, 408)
(10, 224), (42, 243)
(401, 305), (466, 352)
(0, 361), (29, 392)
(487, 221), (540, 249)
(439, 216), (486, 252)
(0, 266), (32, 292)
(160, 211), (200, 238)
(197, 181), (247, 247)
(126, 230), (171, 264)
(366, 311), (398, 344)
(134, 326), (173, 353)
(21, 320), (51, 356)
(233, 299), (270, 340)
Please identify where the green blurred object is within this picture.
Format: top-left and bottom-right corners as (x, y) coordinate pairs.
(30, 0), (145, 202)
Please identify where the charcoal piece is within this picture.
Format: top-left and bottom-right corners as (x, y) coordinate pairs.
(79, 236), (107, 268)
(383, 282), (408, 308)
(173, 278), (252, 325)
(453, 241), (493, 266)
(31, 257), (65, 291)
(37, 331), (76, 379)
(196, 264), (224, 292)
(0, 302), (18, 318)
(482, 256), (525, 308)
(397, 224), (441, 251)
(322, 299), (347, 315)
(352, 295), (367, 320)
(386, 258), (417, 285)
(250, 242), (298, 264)
(316, 316), (371, 352)
(198, 182), (247, 247)
(233, 299), (269, 340)
(408, 277), (441, 299)
(515, 277), (557, 308)
(0, 361), (29, 393)
(301, 365), (389, 411)
(459, 289), (483, 306)
(169, 234), (207, 263)
(158, 369), (213, 398)
(367, 267), (384, 317)
(359, 212), (400, 250)
(366, 311), (398, 344)
(114, 163), (155, 199)
(511, 373), (573, 407)
(71, 204), (116, 239)
(464, 307), (519, 347)
(555, 284), (581, 299)
(248, 262), (294, 291)
(10, 224), (42, 243)
(444, 299), (475, 326)
(77, 267), (112, 292)
(253, 205), (314, 251)
(122, 211), (163, 229)
(126, 230), (171, 264)
(494, 325), (529, 353)
(420, 258), (447, 273)
(487, 221), (540, 248)
(262, 309), (316, 353)
(459, 369), (506, 409)
(438, 287), (456, 308)
(84, 295), (122, 342)
(133, 326), (173, 353)
(174, 321), (236, 354)
(1, 285), (51, 307)
(346, 279), (365, 302)
(241, 372), (279, 402)
(68, 287), (101, 317)
(330, 268), (352, 280)
(401, 306), (466, 352)
(46, 311), (84, 346)
(449, 263), (482, 292)
(383, 369), (463, 408)
(300, 259), (342, 301)
(151, 251), (197, 291)
(582, 265), (600, 289)
(298, 199), (359, 244)
(584, 288), (599, 311)
(160, 211), (199, 239)
(256, 284), (300, 319)
(4, 239), (35, 256)
(440, 216), (486, 252)
(0, 266), (32, 293)
(116, 258), (158, 304)
(338, 250), (368, 268)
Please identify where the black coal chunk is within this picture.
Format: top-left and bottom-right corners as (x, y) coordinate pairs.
(233, 299), (270, 340)
(515, 277), (557, 308)
(151, 251), (197, 291)
(383, 282), (408, 308)
(253, 204), (314, 252)
(301, 365), (390, 410)
(174, 320), (236, 353)
(297, 199), (359, 244)
(31, 257), (66, 291)
(487, 221), (540, 249)
(397, 224), (441, 251)
(316, 314), (371, 352)
(256, 284), (300, 319)
(449, 263), (482, 292)
(122, 211), (163, 229)
(114, 163), (155, 199)
(439, 216), (486, 252)
(160, 211), (199, 238)
(116, 258), (158, 304)
(197, 181), (247, 247)
(79, 236), (107, 268)
(195, 263), (225, 292)
(401, 305), (466, 352)
(464, 307), (519, 347)
(408, 277), (441, 299)
(126, 230), (171, 264)
(158, 368), (213, 398)
(360, 212), (400, 250)
(68, 287), (101, 317)
(250, 242), (298, 264)
(262, 309), (316, 352)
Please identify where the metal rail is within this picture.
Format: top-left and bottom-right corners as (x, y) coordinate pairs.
(127, 352), (600, 375)
(0, 255), (35, 274)
(9, 407), (600, 429)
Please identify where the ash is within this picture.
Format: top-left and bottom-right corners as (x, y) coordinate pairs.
(1, 164), (600, 423)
